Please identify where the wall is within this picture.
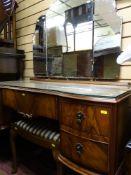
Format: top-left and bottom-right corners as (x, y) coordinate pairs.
(15, 0), (53, 79)
(117, 0), (131, 80)
(15, 0), (131, 80)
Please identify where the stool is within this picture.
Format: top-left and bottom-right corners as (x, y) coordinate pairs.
(10, 117), (60, 174)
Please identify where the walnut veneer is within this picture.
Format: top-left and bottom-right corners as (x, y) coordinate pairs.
(2, 88), (57, 120)
(0, 80), (131, 175)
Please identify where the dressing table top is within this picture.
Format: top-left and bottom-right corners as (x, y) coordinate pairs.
(0, 80), (131, 103)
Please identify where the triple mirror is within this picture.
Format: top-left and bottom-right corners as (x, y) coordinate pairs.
(33, 0), (122, 80)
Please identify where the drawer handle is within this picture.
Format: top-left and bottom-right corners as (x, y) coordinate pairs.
(21, 93), (26, 96)
(76, 112), (85, 124)
(25, 113), (32, 118)
(76, 143), (83, 155)
(18, 112), (32, 118)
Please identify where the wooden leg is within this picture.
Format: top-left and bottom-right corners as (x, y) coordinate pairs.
(10, 129), (17, 174)
(52, 149), (65, 175)
(57, 161), (65, 175)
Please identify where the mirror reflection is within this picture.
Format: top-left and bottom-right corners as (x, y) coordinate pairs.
(94, 0), (122, 53)
(33, 0), (122, 80)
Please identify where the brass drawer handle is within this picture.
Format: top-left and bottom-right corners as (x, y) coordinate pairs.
(76, 143), (83, 155)
(18, 112), (32, 118)
(76, 111), (85, 124)
(21, 93), (26, 96)
(26, 113), (32, 118)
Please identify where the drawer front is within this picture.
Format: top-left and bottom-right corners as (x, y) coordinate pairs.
(2, 89), (57, 120)
(60, 99), (111, 138)
(2, 89), (19, 110)
(32, 93), (57, 120)
(60, 130), (108, 173)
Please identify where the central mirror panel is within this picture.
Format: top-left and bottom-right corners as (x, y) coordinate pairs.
(33, 0), (122, 80)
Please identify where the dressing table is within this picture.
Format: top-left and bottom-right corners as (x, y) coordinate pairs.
(0, 0), (128, 174)
(0, 80), (131, 175)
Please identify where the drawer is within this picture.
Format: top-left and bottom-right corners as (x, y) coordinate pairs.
(59, 99), (111, 138)
(60, 130), (108, 173)
(2, 89), (57, 120)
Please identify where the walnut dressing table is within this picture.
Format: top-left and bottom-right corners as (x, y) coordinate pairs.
(0, 80), (131, 175)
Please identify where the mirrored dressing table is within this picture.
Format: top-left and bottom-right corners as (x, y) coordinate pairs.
(0, 80), (131, 175)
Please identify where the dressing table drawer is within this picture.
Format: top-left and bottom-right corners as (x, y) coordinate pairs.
(60, 130), (108, 173)
(60, 98), (111, 138)
(2, 89), (57, 120)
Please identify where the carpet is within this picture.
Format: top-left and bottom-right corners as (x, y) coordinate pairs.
(0, 160), (36, 175)
(0, 169), (8, 175)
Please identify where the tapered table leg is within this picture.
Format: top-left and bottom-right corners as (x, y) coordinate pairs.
(10, 129), (17, 174)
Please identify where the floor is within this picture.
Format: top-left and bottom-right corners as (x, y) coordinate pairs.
(0, 129), (78, 175)
(0, 128), (56, 175)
